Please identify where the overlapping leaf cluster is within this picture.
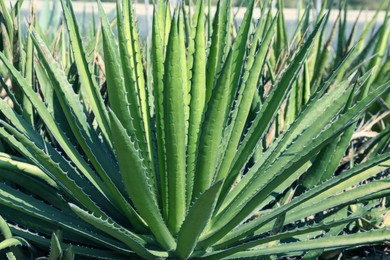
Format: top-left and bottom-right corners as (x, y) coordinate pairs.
(0, 0), (389, 259)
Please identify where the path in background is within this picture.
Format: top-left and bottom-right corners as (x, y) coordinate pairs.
(13, 1), (387, 41)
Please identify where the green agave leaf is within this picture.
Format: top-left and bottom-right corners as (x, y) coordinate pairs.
(206, 0), (212, 38)
(154, 0), (167, 46)
(0, 0), (16, 72)
(1, 205), (113, 248)
(311, 12), (339, 90)
(217, 0), (262, 154)
(0, 122), (108, 219)
(355, 0), (387, 53)
(182, 4), (191, 43)
(0, 72), (133, 224)
(345, 29), (381, 80)
(302, 61), (310, 104)
(109, 111), (175, 251)
(115, 0), (150, 163)
(192, 50), (233, 201)
(0, 215), (19, 260)
(0, 183), (132, 253)
(301, 124), (354, 190)
(274, 0), (288, 60)
(215, 13), (277, 184)
(227, 0), (255, 109)
(206, 0), (231, 103)
(334, 1), (387, 84)
(60, 0), (111, 144)
(14, 0), (24, 76)
(10, 225), (133, 259)
(207, 79), (350, 242)
(308, 3), (331, 88)
(249, 204), (371, 252)
(361, 6), (390, 97)
(62, 245), (75, 260)
(290, 2), (309, 49)
(63, 245), (75, 260)
(0, 169), (68, 211)
(257, 0), (273, 41)
(223, 16), (326, 198)
(0, 238), (26, 251)
(298, 163), (390, 211)
(22, 22), (34, 127)
(300, 72), (372, 189)
(206, 213), (363, 258)
(0, 118), (129, 226)
(178, 10), (190, 147)
(69, 203), (161, 259)
(98, 0), (136, 141)
(336, 1), (347, 62)
(151, 5), (168, 218)
(175, 181), (223, 259)
(163, 2), (172, 52)
(0, 215), (12, 239)
(0, 0), (14, 37)
(203, 81), (390, 246)
(0, 98), (102, 194)
(115, 0), (158, 203)
(186, 0), (206, 209)
(0, 51), (106, 197)
(0, 154), (57, 188)
(121, 0), (152, 156)
(186, 0), (203, 91)
(284, 81), (299, 129)
(301, 202), (373, 259)
(225, 57), (337, 210)
(48, 232), (63, 260)
(163, 9), (187, 235)
(344, 12), (360, 64)
(0, 4), (13, 76)
(93, 3), (159, 229)
(219, 154), (390, 247)
(223, 48), (355, 205)
(224, 227), (390, 258)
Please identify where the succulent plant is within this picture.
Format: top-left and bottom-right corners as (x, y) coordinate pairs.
(0, 0), (389, 259)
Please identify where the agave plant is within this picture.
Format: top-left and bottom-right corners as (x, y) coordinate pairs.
(0, 0), (389, 259)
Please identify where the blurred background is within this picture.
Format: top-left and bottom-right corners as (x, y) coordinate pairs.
(93, 0), (383, 10)
(9, 0), (386, 40)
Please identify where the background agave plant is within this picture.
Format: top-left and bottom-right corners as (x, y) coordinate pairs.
(0, 0), (390, 259)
